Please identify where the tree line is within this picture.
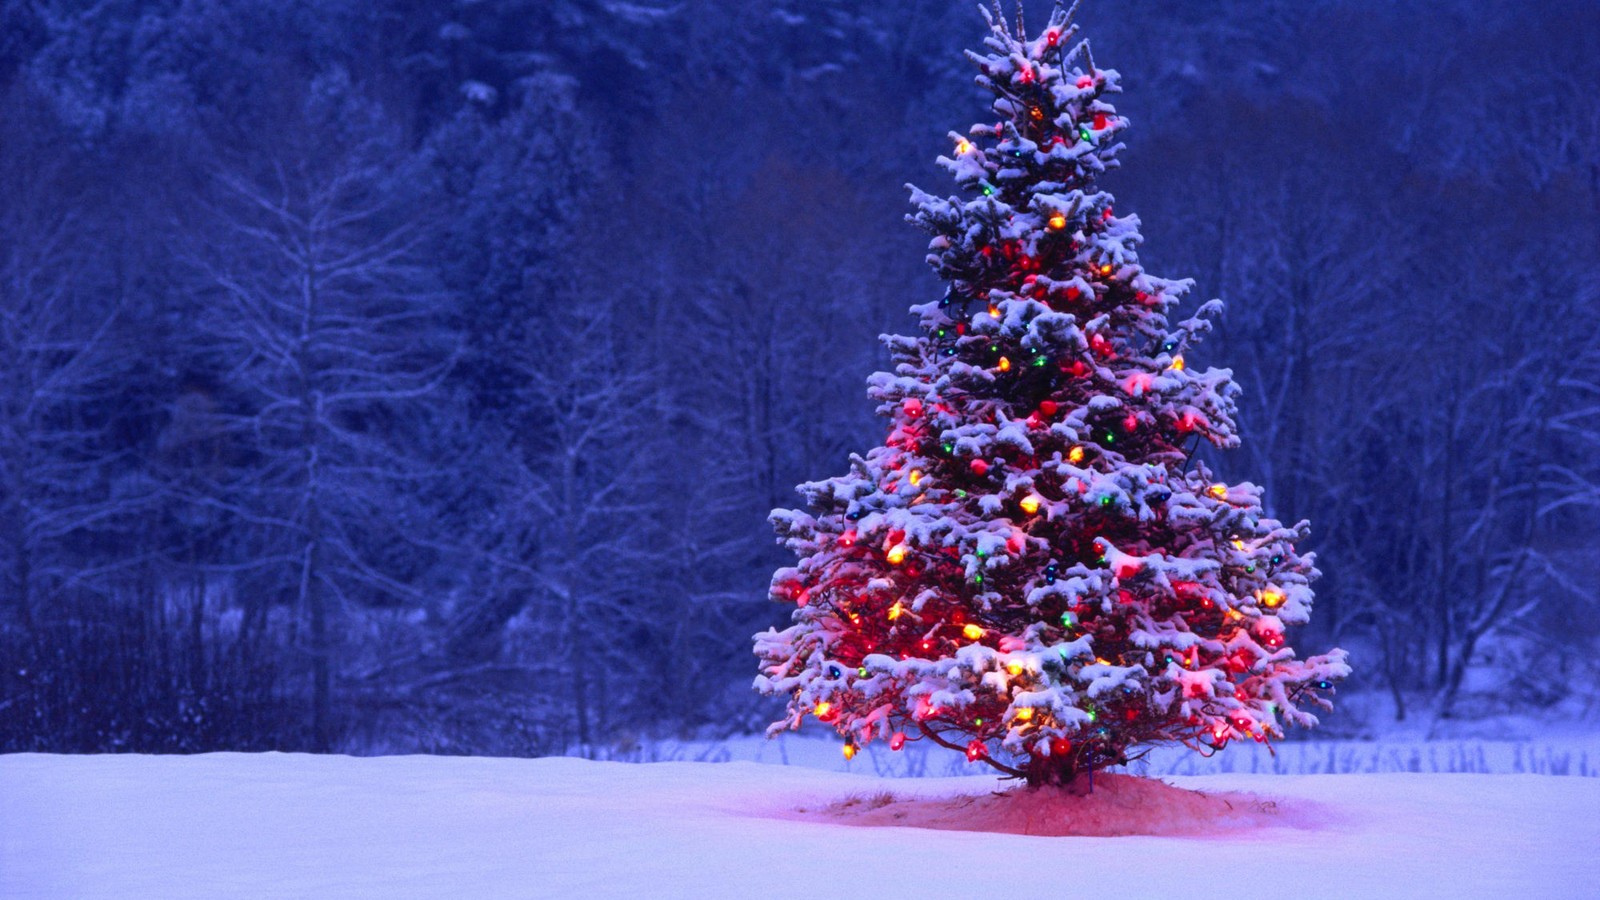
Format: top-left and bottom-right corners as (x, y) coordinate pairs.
(0, 0), (1595, 753)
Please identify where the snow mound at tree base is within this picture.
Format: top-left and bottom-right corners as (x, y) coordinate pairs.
(794, 772), (1317, 836)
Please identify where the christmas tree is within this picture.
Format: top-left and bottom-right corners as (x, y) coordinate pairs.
(754, 2), (1350, 786)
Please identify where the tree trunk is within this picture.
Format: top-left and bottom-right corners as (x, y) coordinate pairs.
(1437, 628), (1479, 721)
(560, 444), (590, 753)
(1433, 394), (1458, 689)
(301, 535), (330, 751)
(297, 251), (330, 752)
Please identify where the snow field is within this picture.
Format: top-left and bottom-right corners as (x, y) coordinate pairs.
(3, 752), (1598, 898)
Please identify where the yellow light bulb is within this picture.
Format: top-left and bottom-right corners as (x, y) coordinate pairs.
(1048, 213), (1067, 230)
(1068, 446), (1086, 464)
(1099, 263), (1113, 276)
(843, 743), (856, 760)
(1015, 707), (1034, 721)
(815, 701), (832, 717)
(909, 469), (923, 486)
(1208, 483), (1228, 499)
(1006, 661), (1025, 676)
(888, 601), (904, 621)
(962, 624), (985, 640)
(1259, 589), (1285, 609)
(1019, 494), (1041, 515)
(997, 356), (1012, 373)
(989, 303), (1001, 319)
(956, 139), (973, 154)
(887, 544), (908, 565)
(1171, 354), (1185, 371)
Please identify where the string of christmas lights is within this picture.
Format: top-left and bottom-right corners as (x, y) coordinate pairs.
(754, 1), (1349, 786)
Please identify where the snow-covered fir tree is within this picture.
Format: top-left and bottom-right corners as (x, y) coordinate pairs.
(755, 2), (1350, 785)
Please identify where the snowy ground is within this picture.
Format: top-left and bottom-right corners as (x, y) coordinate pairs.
(3, 752), (1598, 898)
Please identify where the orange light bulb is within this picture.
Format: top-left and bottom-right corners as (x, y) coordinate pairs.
(1048, 213), (1067, 230)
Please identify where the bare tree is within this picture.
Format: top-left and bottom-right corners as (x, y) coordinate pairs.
(180, 71), (455, 749)
(0, 86), (159, 628)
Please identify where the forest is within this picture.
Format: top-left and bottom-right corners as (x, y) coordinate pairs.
(1, 0), (1597, 755)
